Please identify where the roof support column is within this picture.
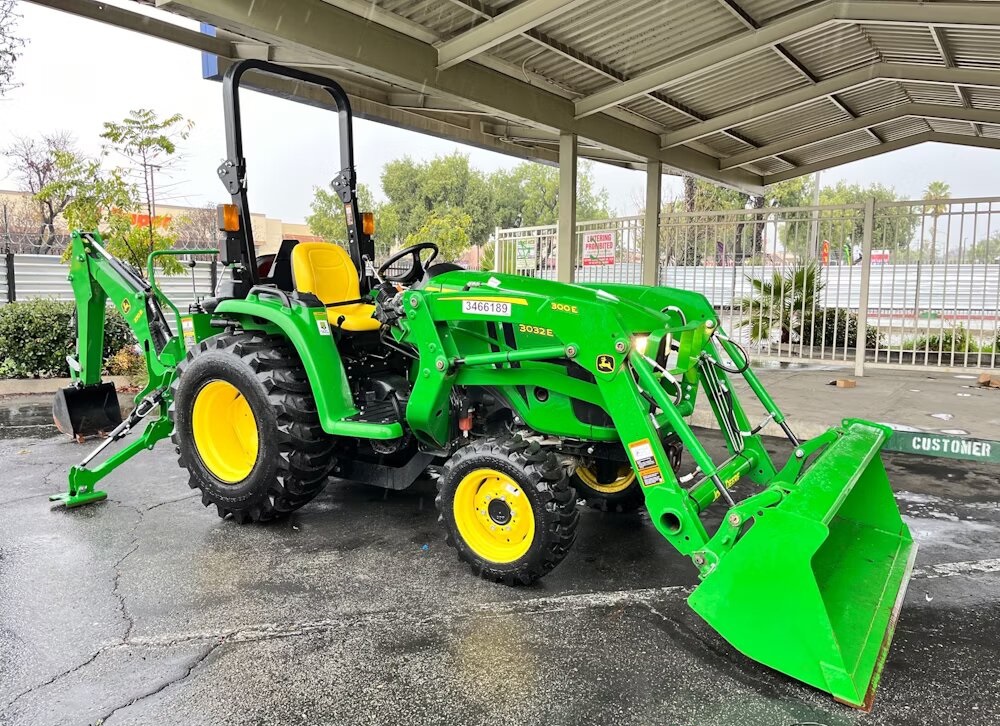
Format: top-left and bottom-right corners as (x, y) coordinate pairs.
(556, 133), (578, 283)
(642, 160), (662, 286)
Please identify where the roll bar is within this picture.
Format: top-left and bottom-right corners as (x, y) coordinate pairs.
(217, 59), (373, 288)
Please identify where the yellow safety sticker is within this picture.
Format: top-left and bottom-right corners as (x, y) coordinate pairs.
(181, 316), (196, 350)
(628, 438), (656, 470)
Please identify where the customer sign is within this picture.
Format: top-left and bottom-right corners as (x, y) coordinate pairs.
(885, 430), (999, 464)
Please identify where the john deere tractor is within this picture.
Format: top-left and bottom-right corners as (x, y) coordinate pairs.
(51, 60), (914, 709)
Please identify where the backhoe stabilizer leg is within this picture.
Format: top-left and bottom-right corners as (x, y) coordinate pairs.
(50, 399), (173, 509)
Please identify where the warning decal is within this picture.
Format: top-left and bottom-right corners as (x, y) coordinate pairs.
(642, 470), (664, 486)
(628, 439), (656, 470)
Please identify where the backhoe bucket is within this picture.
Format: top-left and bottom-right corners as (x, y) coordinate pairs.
(52, 383), (123, 438)
(688, 420), (915, 709)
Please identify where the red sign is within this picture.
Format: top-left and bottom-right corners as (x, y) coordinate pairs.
(582, 231), (615, 266)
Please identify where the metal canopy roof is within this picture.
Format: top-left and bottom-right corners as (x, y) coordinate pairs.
(34, 0), (1000, 191)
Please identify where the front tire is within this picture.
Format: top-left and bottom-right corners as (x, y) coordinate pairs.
(170, 333), (335, 523)
(436, 435), (578, 585)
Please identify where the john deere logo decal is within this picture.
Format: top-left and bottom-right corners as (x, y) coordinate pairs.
(121, 299), (131, 314)
(596, 354), (615, 372)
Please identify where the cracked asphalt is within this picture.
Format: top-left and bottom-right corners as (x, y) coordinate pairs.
(1, 395), (999, 726)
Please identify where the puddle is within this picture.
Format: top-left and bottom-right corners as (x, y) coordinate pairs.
(0, 400), (60, 439)
(930, 413), (954, 421)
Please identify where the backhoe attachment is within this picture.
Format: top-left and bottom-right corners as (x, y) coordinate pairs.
(52, 381), (122, 439)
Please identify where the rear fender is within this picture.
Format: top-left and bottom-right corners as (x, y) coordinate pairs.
(214, 296), (357, 430)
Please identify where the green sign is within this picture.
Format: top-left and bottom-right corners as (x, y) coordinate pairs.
(885, 430), (1000, 464)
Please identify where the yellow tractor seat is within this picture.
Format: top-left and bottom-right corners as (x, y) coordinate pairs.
(290, 242), (380, 332)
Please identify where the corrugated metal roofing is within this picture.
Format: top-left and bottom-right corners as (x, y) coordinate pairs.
(732, 97), (852, 146)
(785, 129), (878, 166)
(158, 0), (1000, 185)
(872, 117), (933, 142)
(657, 49), (807, 118)
(780, 23), (879, 78)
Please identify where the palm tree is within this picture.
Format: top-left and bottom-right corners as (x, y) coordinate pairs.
(922, 181), (951, 262)
(737, 262), (824, 344)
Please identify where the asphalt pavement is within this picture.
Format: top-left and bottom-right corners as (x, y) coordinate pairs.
(0, 396), (998, 726)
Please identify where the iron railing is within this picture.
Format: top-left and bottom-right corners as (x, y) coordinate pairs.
(494, 196), (1000, 373)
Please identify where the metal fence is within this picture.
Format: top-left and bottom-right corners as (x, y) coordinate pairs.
(493, 216), (645, 284)
(0, 253), (217, 312)
(494, 196), (1000, 373)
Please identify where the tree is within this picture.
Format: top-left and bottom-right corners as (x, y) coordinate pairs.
(173, 204), (219, 250)
(922, 180), (951, 261)
(737, 262), (823, 344)
(968, 231), (1000, 264)
(0, 0), (24, 95)
(404, 208), (472, 262)
(306, 182), (376, 248)
(779, 181), (918, 257)
(38, 150), (181, 275)
(2, 132), (77, 252)
(1, 196), (43, 253)
(100, 109), (193, 269)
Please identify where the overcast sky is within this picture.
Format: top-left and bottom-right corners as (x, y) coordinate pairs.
(4, 1), (1000, 224)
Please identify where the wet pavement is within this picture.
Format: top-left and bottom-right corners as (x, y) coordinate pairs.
(0, 397), (998, 726)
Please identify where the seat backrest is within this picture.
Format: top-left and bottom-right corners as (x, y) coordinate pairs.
(267, 239), (299, 291)
(291, 241), (361, 305)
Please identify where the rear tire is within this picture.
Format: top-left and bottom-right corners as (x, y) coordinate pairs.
(436, 435), (578, 585)
(170, 333), (335, 523)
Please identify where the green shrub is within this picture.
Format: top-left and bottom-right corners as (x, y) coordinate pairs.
(902, 325), (982, 354)
(801, 307), (881, 350)
(0, 299), (135, 378)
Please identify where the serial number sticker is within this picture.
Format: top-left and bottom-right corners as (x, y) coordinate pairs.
(642, 470), (664, 486)
(628, 439), (656, 470)
(462, 299), (511, 317)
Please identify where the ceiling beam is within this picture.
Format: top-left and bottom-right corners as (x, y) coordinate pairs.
(722, 103), (1000, 169)
(764, 131), (1000, 184)
(929, 25), (982, 137)
(436, 0), (588, 70)
(660, 62), (1000, 148)
(156, 0), (762, 190)
(574, 0), (836, 118)
(27, 0), (232, 55)
(576, 0), (1000, 119)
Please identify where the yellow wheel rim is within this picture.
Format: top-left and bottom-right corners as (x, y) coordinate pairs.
(575, 465), (635, 495)
(191, 379), (259, 483)
(452, 468), (535, 564)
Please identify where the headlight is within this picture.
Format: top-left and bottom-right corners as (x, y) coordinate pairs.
(633, 335), (649, 355)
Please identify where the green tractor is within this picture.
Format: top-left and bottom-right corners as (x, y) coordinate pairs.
(51, 60), (914, 709)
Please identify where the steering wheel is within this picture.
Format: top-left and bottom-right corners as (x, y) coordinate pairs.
(377, 242), (439, 284)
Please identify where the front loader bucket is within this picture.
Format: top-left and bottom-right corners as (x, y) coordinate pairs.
(52, 383), (123, 438)
(688, 420), (915, 709)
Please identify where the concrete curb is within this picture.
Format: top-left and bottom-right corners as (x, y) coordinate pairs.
(0, 376), (133, 396)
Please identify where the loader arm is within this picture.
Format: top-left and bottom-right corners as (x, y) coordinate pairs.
(400, 269), (914, 708)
